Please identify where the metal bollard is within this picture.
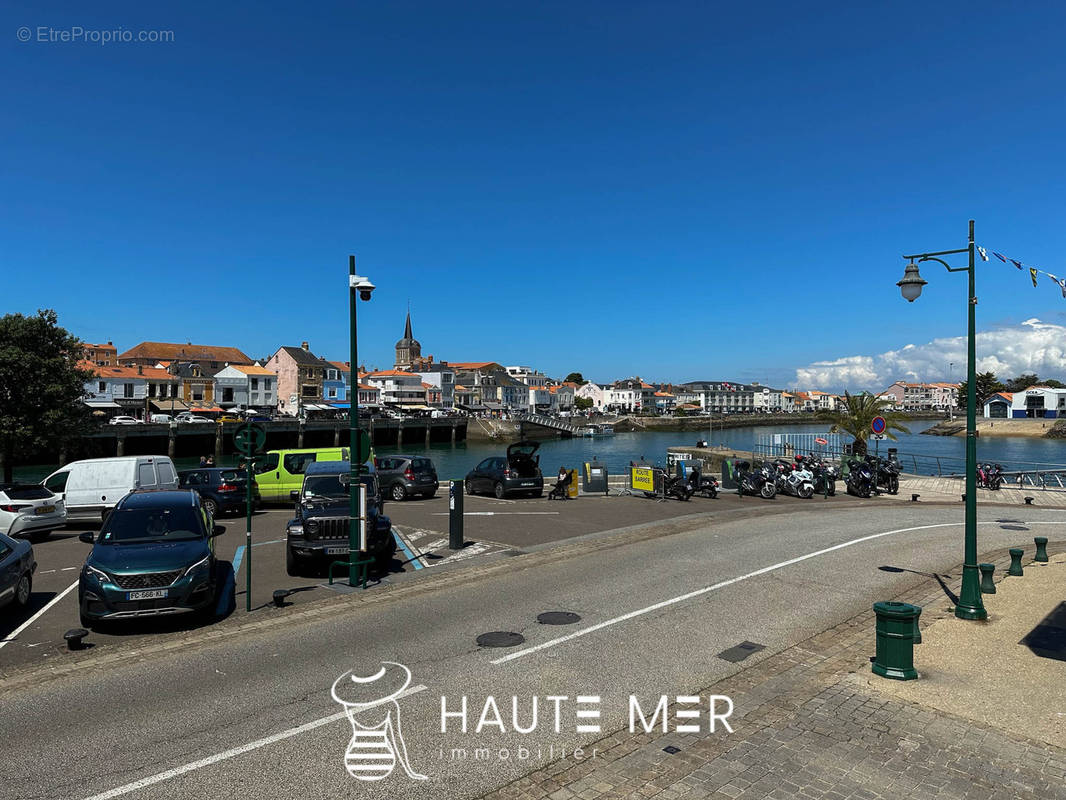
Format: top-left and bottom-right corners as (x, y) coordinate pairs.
(871, 601), (921, 681)
(1034, 537), (1049, 562)
(1008, 548), (1024, 576)
(979, 563), (996, 594)
(449, 479), (464, 550)
(1024, 496), (1034, 505)
(911, 493), (920, 502)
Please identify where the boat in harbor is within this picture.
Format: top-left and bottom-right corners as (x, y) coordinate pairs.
(581, 423), (615, 437)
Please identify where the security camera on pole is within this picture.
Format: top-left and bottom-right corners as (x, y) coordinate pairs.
(348, 257), (375, 588)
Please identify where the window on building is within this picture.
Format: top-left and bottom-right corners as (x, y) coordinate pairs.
(327, 369), (337, 380)
(328, 388), (337, 398)
(193, 387), (204, 402)
(98, 381), (106, 392)
(222, 387), (234, 402)
(251, 378), (259, 390)
(263, 379), (271, 390)
(123, 383), (134, 398)
(148, 384), (156, 398)
(302, 385), (317, 398)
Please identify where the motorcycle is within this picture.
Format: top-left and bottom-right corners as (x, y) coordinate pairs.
(805, 455), (838, 496)
(845, 458), (875, 498)
(659, 467), (693, 501)
(735, 460), (776, 499)
(686, 467), (719, 498)
(782, 463), (815, 499)
(870, 454), (900, 495)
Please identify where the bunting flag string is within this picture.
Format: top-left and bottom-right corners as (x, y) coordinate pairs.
(980, 245), (1066, 299)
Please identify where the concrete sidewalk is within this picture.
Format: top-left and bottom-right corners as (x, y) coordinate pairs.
(481, 543), (1066, 800)
(877, 474), (1066, 508)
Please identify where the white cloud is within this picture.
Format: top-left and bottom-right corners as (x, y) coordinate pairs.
(795, 319), (1066, 391)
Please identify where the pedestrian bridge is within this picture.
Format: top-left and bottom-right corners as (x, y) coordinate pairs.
(517, 413), (582, 436)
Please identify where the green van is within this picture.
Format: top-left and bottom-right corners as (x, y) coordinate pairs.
(253, 448), (349, 503)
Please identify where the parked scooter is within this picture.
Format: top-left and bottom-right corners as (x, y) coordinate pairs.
(659, 467), (694, 501)
(845, 458), (875, 498)
(686, 467), (719, 498)
(735, 460), (777, 499)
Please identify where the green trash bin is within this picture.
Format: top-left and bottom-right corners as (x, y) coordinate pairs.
(872, 601), (921, 681)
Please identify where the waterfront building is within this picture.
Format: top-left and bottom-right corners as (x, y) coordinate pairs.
(213, 364), (277, 411)
(364, 369), (429, 410)
(118, 341), (253, 370)
(880, 381), (959, 412)
(679, 381), (759, 414)
(984, 385), (1066, 418)
(575, 381), (607, 411)
(82, 364), (177, 419)
(416, 366), (455, 408)
(265, 342), (327, 417)
(323, 361), (351, 405)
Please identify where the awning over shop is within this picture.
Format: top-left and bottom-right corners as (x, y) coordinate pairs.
(399, 404), (431, 410)
(303, 404), (337, 412)
(191, 406), (225, 414)
(83, 400), (120, 409)
(151, 399), (192, 412)
(482, 402), (505, 410)
(327, 403), (351, 409)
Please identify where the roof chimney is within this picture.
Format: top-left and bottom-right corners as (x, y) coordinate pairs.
(301, 342), (309, 351)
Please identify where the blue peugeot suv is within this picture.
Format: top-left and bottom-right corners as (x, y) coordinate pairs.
(78, 489), (224, 626)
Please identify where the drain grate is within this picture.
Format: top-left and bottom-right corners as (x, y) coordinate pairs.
(537, 611), (581, 625)
(717, 640), (766, 663)
(476, 631), (525, 648)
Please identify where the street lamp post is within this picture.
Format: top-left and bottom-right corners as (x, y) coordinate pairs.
(897, 219), (986, 620)
(348, 256), (375, 587)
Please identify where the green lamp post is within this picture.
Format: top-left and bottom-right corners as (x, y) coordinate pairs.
(897, 219), (986, 620)
(348, 256), (375, 587)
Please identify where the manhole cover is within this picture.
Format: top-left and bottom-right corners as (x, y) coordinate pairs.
(663, 746), (681, 754)
(537, 611), (582, 625)
(717, 640), (766, 663)
(1000, 525), (1030, 531)
(476, 631), (525, 648)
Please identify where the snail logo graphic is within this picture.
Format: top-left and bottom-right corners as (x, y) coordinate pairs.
(331, 661), (428, 782)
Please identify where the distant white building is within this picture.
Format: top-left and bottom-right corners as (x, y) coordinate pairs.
(986, 385), (1066, 418)
(576, 382), (607, 410)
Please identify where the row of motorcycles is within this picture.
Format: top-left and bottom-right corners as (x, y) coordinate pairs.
(734, 455), (840, 499)
(648, 466), (721, 501)
(977, 463), (1004, 490)
(843, 453), (901, 498)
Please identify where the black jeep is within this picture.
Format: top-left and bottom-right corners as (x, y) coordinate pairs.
(285, 460), (397, 577)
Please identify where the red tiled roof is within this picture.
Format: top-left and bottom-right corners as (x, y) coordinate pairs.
(118, 341), (253, 364)
(366, 369), (420, 377)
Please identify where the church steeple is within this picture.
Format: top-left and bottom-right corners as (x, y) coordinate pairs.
(394, 308), (421, 370)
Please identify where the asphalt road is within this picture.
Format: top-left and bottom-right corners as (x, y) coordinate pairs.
(2, 499), (1060, 800)
(0, 486), (837, 671)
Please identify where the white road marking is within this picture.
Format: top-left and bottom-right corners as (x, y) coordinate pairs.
(0, 579), (79, 651)
(489, 520), (1007, 665)
(430, 511), (559, 516)
(61, 567), (77, 571)
(77, 684), (428, 800)
(38, 569), (56, 575)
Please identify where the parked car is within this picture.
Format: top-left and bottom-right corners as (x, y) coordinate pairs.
(108, 416), (143, 425)
(178, 468), (261, 516)
(77, 489), (224, 626)
(0, 531), (36, 613)
(149, 414), (174, 424)
(43, 456), (179, 523)
(285, 460), (396, 576)
(0, 483), (66, 542)
(373, 455), (439, 501)
(465, 441), (544, 498)
(175, 413), (212, 424)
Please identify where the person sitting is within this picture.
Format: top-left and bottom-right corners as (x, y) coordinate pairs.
(548, 468), (572, 500)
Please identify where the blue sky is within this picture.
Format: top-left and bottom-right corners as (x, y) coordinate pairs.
(4, 1), (1066, 390)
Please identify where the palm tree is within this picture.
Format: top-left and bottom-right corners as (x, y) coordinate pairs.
(820, 391), (910, 456)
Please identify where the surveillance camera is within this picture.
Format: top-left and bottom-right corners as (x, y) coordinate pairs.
(350, 275), (375, 301)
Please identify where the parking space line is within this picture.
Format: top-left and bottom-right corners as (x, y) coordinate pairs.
(78, 685), (428, 800)
(0, 579), (79, 651)
(215, 546), (245, 617)
(391, 527), (425, 570)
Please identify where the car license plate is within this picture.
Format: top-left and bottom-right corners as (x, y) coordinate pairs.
(127, 589), (167, 600)
(521, 482), (535, 487)
(326, 546), (349, 555)
(35, 505), (56, 515)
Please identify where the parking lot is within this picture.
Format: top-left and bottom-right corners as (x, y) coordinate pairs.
(0, 486), (845, 673)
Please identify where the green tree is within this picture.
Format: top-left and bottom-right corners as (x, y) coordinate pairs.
(574, 396), (593, 410)
(1004, 373), (1041, 393)
(564, 372), (586, 385)
(957, 371), (1004, 404)
(0, 310), (94, 482)
(819, 391), (910, 456)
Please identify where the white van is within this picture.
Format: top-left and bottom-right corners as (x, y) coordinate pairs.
(150, 413), (173, 424)
(42, 456), (179, 523)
